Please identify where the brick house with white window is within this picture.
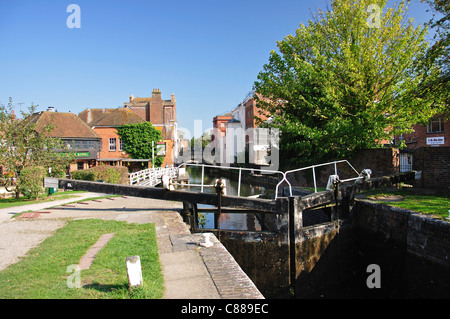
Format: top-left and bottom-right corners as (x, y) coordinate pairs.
(78, 107), (151, 170)
(401, 114), (449, 149)
(397, 113), (450, 189)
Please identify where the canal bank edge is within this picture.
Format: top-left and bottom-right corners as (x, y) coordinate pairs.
(157, 207), (265, 299)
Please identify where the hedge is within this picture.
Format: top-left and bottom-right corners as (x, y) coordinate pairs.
(71, 166), (129, 184)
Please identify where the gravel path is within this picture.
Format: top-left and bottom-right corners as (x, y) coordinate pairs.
(0, 192), (109, 271)
(0, 218), (67, 271)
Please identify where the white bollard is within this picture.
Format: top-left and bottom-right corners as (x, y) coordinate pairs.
(200, 233), (214, 247)
(162, 175), (175, 191)
(126, 256), (143, 287)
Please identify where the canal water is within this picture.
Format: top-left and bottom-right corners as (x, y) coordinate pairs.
(181, 166), (275, 231)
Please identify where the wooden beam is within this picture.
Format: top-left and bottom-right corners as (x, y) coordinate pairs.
(56, 178), (277, 212)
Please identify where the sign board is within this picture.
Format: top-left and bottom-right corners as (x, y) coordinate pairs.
(73, 152), (90, 157)
(426, 137), (444, 145)
(156, 142), (166, 156)
(43, 177), (59, 188)
(59, 151), (91, 158)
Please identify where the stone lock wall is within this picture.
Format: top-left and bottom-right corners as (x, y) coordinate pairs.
(352, 200), (450, 298)
(221, 199), (450, 298)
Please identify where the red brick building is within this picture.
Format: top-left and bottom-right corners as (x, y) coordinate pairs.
(124, 88), (177, 140)
(244, 95), (270, 130)
(212, 93), (272, 165)
(79, 89), (178, 168)
(401, 114), (449, 149)
(212, 112), (233, 138)
(78, 108), (150, 170)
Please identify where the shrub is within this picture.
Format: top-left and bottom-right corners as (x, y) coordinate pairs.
(20, 166), (46, 200)
(71, 166), (129, 184)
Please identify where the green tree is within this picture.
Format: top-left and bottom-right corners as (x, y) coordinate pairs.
(416, 0), (449, 112)
(254, 0), (437, 167)
(0, 98), (74, 198)
(190, 132), (211, 149)
(117, 122), (164, 167)
(19, 166), (46, 200)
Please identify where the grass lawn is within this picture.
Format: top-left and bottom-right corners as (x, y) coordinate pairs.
(0, 219), (164, 299)
(0, 191), (87, 209)
(359, 187), (450, 220)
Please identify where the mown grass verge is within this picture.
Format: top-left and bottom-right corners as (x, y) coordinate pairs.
(359, 187), (450, 220)
(0, 219), (164, 299)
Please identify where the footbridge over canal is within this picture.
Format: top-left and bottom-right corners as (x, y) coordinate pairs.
(45, 167), (448, 298)
(129, 166), (178, 187)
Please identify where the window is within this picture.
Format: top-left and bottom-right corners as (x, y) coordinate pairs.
(119, 138), (124, 151)
(109, 138), (116, 151)
(427, 118), (443, 133)
(64, 140), (72, 149)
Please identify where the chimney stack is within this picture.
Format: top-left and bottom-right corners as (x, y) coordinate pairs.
(87, 108), (92, 124)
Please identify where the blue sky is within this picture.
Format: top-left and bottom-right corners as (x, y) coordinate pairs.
(0, 0), (435, 136)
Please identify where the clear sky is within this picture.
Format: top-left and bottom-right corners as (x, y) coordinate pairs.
(0, 0), (435, 137)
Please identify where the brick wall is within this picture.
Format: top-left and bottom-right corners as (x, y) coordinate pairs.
(161, 139), (174, 166)
(128, 106), (147, 121)
(412, 146), (450, 189)
(346, 148), (400, 178)
(94, 127), (128, 160)
(150, 90), (163, 124)
(403, 116), (449, 148)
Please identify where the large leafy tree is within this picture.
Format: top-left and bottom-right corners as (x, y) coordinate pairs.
(417, 0), (449, 112)
(117, 122), (164, 167)
(254, 0), (438, 167)
(0, 98), (73, 198)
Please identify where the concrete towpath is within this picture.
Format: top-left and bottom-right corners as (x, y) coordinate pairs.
(0, 194), (264, 299)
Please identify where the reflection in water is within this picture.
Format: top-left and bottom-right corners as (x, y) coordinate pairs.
(182, 166), (270, 231)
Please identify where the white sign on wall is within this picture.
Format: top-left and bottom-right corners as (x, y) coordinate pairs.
(426, 137), (445, 145)
(43, 177), (59, 188)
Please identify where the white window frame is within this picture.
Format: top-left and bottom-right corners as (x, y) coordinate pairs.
(119, 138), (124, 151)
(427, 118), (443, 133)
(109, 138), (117, 151)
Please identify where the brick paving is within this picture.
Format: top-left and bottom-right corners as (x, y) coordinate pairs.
(199, 235), (264, 299)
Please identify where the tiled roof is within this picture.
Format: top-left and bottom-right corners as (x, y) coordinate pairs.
(131, 97), (152, 103)
(30, 111), (100, 139)
(79, 108), (145, 127)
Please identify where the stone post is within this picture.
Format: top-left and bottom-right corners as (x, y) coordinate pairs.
(126, 256), (143, 288)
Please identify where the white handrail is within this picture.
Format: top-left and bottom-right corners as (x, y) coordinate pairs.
(283, 160), (361, 195)
(129, 166), (178, 186)
(176, 162), (286, 199)
(129, 160), (365, 199)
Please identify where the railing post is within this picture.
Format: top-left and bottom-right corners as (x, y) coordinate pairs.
(237, 168), (242, 197)
(201, 165), (205, 193)
(312, 166), (317, 193)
